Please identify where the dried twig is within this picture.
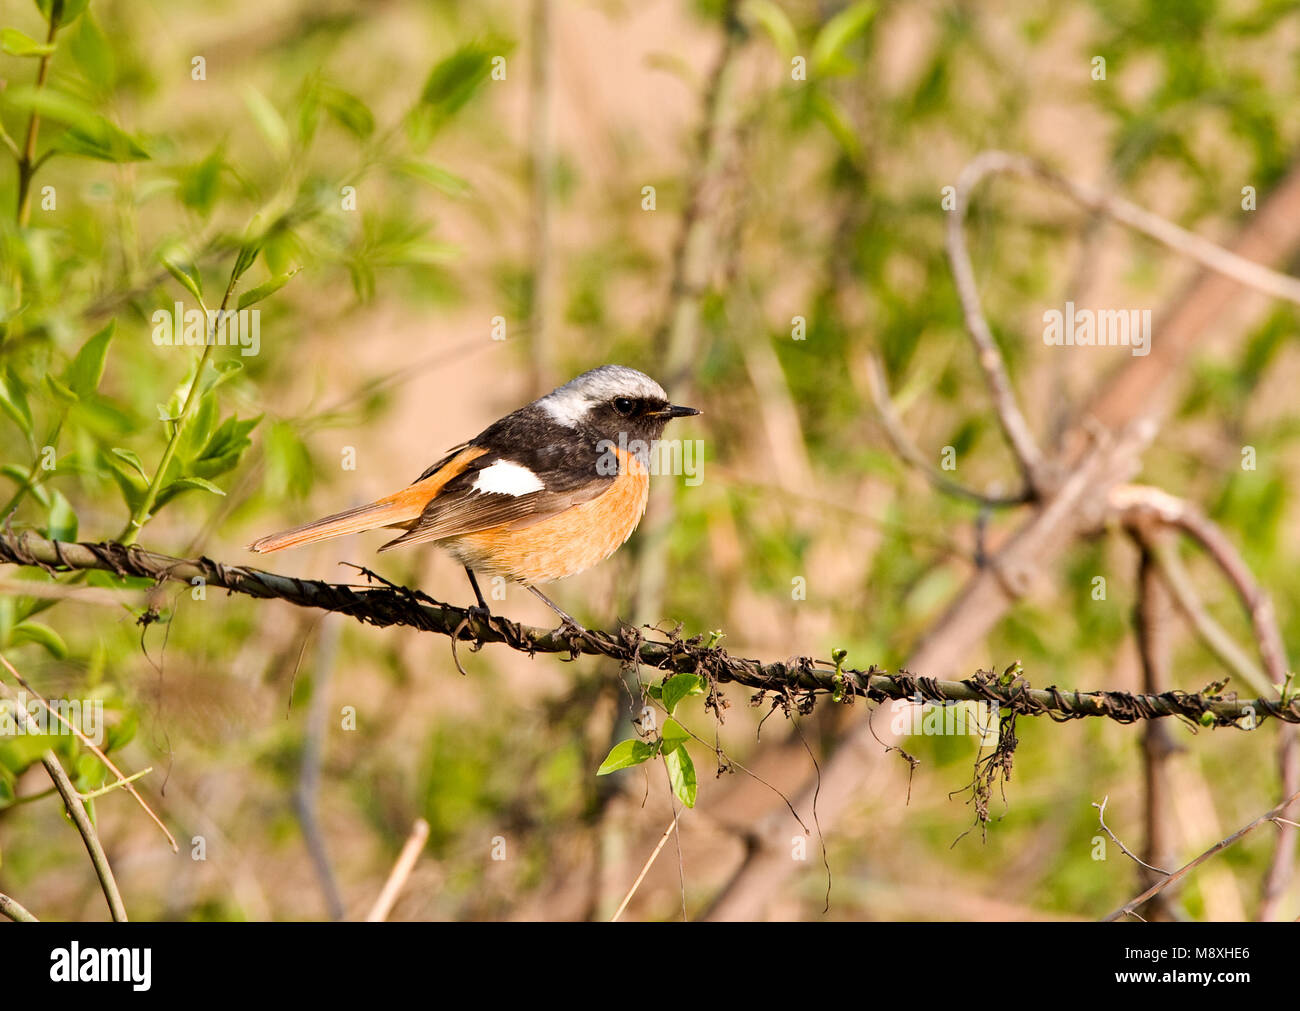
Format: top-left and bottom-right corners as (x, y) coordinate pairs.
(864, 351), (1031, 507)
(946, 153), (1048, 490)
(1104, 786), (1300, 921)
(1092, 795), (1172, 876)
(366, 818), (430, 922)
(610, 818), (680, 922)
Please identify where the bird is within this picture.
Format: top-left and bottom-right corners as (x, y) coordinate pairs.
(248, 365), (700, 627)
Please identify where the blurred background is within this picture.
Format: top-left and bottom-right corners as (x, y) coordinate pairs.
(1, 0), (1299, 921)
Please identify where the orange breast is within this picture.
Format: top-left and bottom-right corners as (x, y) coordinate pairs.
(449, 448), (650, 584)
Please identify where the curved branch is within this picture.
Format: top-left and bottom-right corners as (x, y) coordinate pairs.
(946, 152), (1049, 490)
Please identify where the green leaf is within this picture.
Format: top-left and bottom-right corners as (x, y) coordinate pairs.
(663, 744), (697, 808)
(159, 476), (226, 501)
(67, 11), (115, 91)
(198, 359), (243, 399)
(12, 621), (68, 659)
(36, 0), (91, 24)
(398, 160), (472, 197)
(662, 673), (706, 715)
(741, 0), (799, 61)
(263, 421), (314, 498)
(596, 738), (658, 775)
(811, 90), (862, 162)
(64, 319), (114, 397)
(661, 717), (690, 753)
(188, 414), (259, 481)
(811, 1), (876, 76)
(1, 27), (56, 56)
(237, 268), (300, 310)
(159, 247), (203, 302)
(0, 464), (48, 508)
(42, 373), (79, 405)
(0, 371), (33, 439)
(414, 42), (498, 138)
(3, 83), (91, 132)
(2, 85), (149, 162)
(318, 83), (374, 139)
(230, 241), (261, 282)
(109, 447), (148, 481)
(242, 85), (290, 160)
(105, 711), (138, 753)
(46, 490), (77, 541)
(179, 147), (223, 216)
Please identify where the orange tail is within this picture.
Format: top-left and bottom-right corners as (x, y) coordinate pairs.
(247, 494), (423, 553)
(247, 445), (487, 554)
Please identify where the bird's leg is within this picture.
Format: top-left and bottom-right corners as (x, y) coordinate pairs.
(464, 566), (489, 610)
(463, 567), (493, 629)
(525, 584), (586, 635)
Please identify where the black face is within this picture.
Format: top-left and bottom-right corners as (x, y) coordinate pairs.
(587, 395), (699, 444)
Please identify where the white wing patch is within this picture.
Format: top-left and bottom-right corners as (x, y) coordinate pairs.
(472, 460), (545, 497)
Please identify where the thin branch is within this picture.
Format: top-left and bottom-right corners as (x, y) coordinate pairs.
(0, 531), (1295, 727)
(1001, 152), (1300, 306)
(0, 650), (177, 851)
(365, 818), (430, 922)
(1258, 729), (1300, 921)
(864, 350), (1031, 507)
(1145, 537), (1271, 698)
(946, 153), (1048, 490)
(1133, 536), (1180, 919)
(119, 261), (242, 545)
(610, 817), (680, 922)
(15, 12), (60, 227)
(526, 0), (554, 393)
(946, 150), (1300, 497)
(0, 891), (39, 922)
(1110, 484), (1290, 688)
(0, 677), (128, 921)
(1104, 786), (1300, 921)
(1092, 795), (1172, 876)
(292, 613), (345, 920)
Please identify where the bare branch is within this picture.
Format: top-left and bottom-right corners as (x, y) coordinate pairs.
(1105, 786), (1300, 921)
(0, 651), (177, 851)
(1110, 484), (1291, 687)
(610, 818), (680, 922)
(864, 350), (1031, 507)
(0, 891), (39, 922)
(1092, 795), (1172, 876)
(0, 677), (128, 921)
(366, 818), (430, 922)
(946, 152), (1048, 490)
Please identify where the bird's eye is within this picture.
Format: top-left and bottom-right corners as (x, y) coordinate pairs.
(613, 397), (636, 416)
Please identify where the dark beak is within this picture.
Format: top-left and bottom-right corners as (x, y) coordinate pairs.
(656, 404), (700, 419)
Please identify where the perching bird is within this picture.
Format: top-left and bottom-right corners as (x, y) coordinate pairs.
(248, 365), (699, 626)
